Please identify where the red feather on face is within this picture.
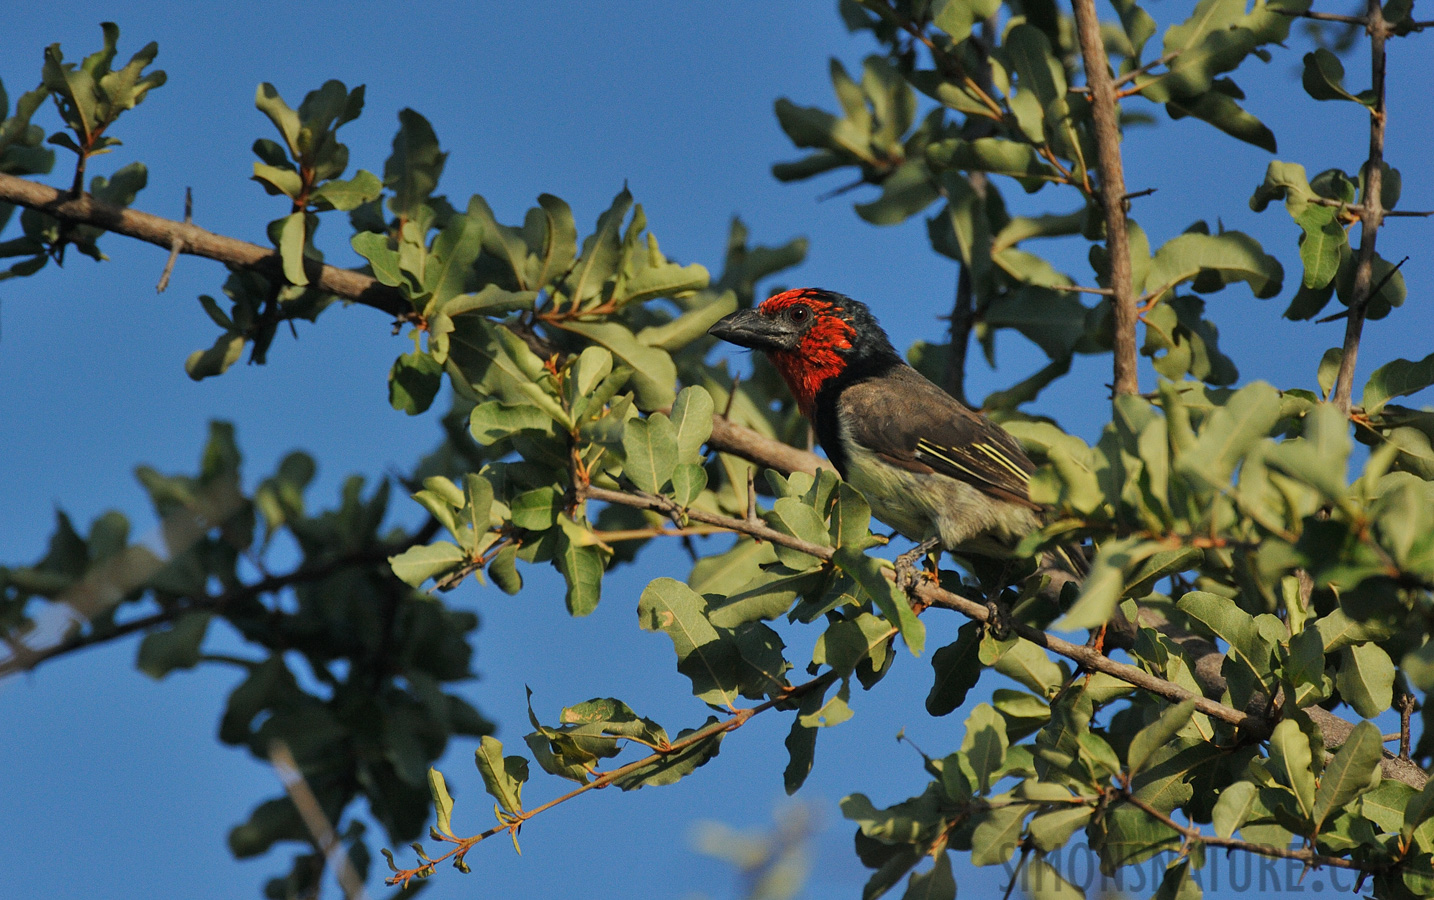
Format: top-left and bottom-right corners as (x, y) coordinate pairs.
(758, 289), (856, 416)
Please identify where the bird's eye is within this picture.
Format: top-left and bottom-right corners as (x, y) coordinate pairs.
(787, 304), (811, 325)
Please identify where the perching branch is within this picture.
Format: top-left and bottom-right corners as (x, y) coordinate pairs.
(585, 482), (1434, 788)
(1331, 0), (1391, 413)
(1070, 0), (1139, 396)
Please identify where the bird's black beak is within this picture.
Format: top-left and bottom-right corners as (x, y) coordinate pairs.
(708, 308), (801, 352)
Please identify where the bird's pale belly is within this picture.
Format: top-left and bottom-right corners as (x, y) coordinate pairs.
(837, 437), (1041, 554)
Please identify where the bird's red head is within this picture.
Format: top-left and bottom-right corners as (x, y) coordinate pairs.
(708, 288), (901, 416)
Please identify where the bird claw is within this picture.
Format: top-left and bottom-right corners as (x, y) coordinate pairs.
(986, 599), (1012, 641)
(895, 538), (940, 594)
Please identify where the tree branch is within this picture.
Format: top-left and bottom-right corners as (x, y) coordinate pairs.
(1119, 788), (1365, 870)
(0, 172), (410, 318)
(584, 483), (1434, 787)
(1071, 0), (1139, 396)
(1331, 0), (1390, 413)
(385, 667), (843, 887)
(0, 521), (438, 678)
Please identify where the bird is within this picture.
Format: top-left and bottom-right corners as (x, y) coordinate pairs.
(708, 287), (1084, 605)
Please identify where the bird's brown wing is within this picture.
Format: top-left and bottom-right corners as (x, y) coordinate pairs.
(836, 366), (1038, 510)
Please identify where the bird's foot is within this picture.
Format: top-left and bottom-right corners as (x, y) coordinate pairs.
(986, 599), (1013, 641)
(895, 537), (940, 594)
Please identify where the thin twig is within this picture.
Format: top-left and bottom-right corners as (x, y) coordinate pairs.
(386, 669), (842, 886)
(1276, 9), (1368, 23)
(270, 741), (370, 900)
(1331, 0), (1390, 412)
(1119, 790), (1363, 870)
(1112, 52), (1181, 89)
(945, 263), (975, 405)
(156, 187), (192, 293)
(1071, 0), (1139, 395)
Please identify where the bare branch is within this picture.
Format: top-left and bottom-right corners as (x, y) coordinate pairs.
(270, 741), (371, 900)
(0, 172), (410, 318)
(1071, 0), (1139, 396)
(1331, 0), (1390, 412)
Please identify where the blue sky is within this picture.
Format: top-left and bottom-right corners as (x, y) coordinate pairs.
(2, 3), (1432, 899)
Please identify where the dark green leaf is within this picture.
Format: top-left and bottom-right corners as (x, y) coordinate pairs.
(389, 351), (443, 415)
(1312, 720), (1382, 832)
(925, 622), (982, 716)
(136, 611), (211, 678)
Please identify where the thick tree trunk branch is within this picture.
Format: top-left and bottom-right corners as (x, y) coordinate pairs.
(1071, 0), (1139, 396)
(1331, 0), (1389, 413)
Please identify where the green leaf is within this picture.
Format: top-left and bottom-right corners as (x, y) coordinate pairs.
(970, 805), (1025, 866)
(670, 464), (707, 507)
(636, 290), (738, 351)
(351, 231), (404, 287)
(1177, 590), (1271, 692)
(784, 716), (817, 795)
(1127, 699), (1197, 776)
(273, 211), (309, 286)
(928, 137), (1055, 190)
(1212, 780), (1258, 838)
(854, 160), (940, 225)
(554, 319), (676, 411)
(388, 351), (443, 415)
(1054, 537), (1160, 631)
(469, 401), (552, 445)
(961, 704), (1008, 794)
(309, 169), (382, 212)
(510, 487), (560, 531)
(1177, 381), (1281, 486)
(1363, 351), (1434, 415)
(832, 547), (924, 655)
(427, 767), (455, 836)
(767, 497), (831, 567)
(1268, 718), (1316, 824)
(251, 162), (302, 198)
(622, 413), (678, 494)
(1312, 720), (1382, 832)
(1166, 87), (1276, 153)
(902, 851), (955, 900)
(473, 736), (527, 815)
(388, 541), (466, 588)
(1144, 231), (1282, 303)
(1337, 642), (1395, 718)
(555, 528), (603, 616)
(385, 108), (447, 219)
(926, 622), (983, 716)
(255, 83), (301, 156)
(1295, 205), (1346, 289)
(567, 187), (632, 303)
(670, 386), (715, 462)
(638, 578), (751, 708)
(1302, 49), (1376, 106)
(1027, 806), (1093, 854)
(185, 332), (246, 381)
(136, 611), (211, 678)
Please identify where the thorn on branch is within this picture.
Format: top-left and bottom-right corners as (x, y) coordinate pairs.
(156, 187), (193, 293)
